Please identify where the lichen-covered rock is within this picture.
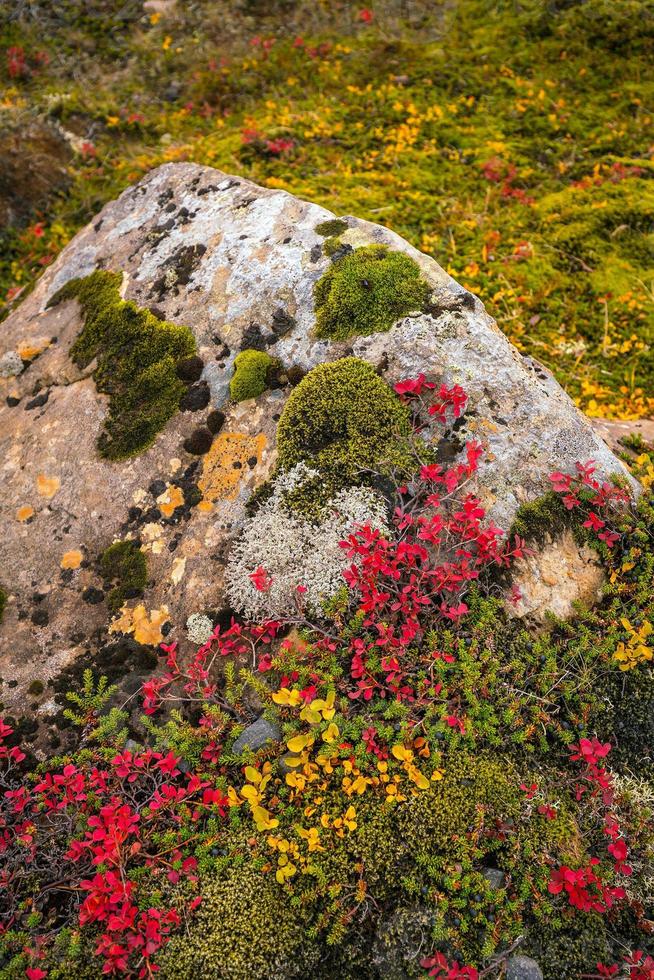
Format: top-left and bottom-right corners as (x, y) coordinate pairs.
(505, 954), (544, 980)
(0, 162), (635, 718)
(231, 716), (281, 756)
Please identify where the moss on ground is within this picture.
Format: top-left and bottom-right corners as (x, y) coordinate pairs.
(229, 349), (280, 402)
(275, 356), (413, 511)
(100, 539), (148, 611)
(0, 586), (7, 623)
(48, 270), (196, 460)
(314, 244), (430, 340)
(5, 1), (654, 417)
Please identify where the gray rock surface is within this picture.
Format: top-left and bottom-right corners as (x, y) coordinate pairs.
(506, 955), (544, 980)
(0, 162), (635, 711)
(231, 716), (281, 756)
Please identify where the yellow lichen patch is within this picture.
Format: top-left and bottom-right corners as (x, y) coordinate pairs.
(197, 499), (214, 513)
(17, 337), (51, 361)
(156, 484), (184, 518)
(199, 432), (267, 503)
(109, 603), (170, 646)
(170, 556), (186, 585)
(16, 505), (35, 522)
(37, 473), (60, 499)
(61, 549), (83, 569)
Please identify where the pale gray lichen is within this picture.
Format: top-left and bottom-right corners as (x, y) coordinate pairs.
(225, 463), (389, 621)
(0, 350), (23, 378)
(185, 612), (214, 645)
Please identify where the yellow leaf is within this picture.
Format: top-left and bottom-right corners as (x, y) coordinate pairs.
(323, 722), (339, 744)
(244, 766), (261, 784)
(392, 744), (410, 762)
(240, 785), (259, 801)
(287, 733), (314, 753)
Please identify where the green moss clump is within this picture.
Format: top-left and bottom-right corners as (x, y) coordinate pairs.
(0, 586), (6, 623)
(275, 356), (413, 509)
(315, 218), (348, 237)
(100, 540), (148, 611)
(48, 270), (196, 460)
(313, 244), (430, 340)
(160, 861), (320, 980)
(229, 349), (280, 402)
(510, 490), (572, 544)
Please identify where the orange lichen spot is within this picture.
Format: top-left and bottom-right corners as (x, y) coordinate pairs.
(197, 500), (214, 513)
(37, 473), (60, 498)
(61, 549), (83, 569)
(198, 431), (267, 503)
(16, 505), (35, 522)
(157, 484), (184, 518)
(109, 603), (170, 646)
(17, 337), (51, 361)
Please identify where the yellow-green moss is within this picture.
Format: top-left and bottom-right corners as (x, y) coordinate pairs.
(315, 218), (348, 237)
(47, 270), (196, 460)
(0, 586), (7, 624)
(160, 861), (320, 980)
(275, 356), (413, 510)
(313, 244), (430, 340)
(229, 349), (280, 402)
(100, 539), (148, 611)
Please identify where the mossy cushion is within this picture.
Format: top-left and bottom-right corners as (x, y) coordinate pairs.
(313, 244), (430, 340)
(48, 269), (196, 460)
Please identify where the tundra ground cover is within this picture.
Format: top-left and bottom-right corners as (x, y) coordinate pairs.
(2, 0), (654, 417)
(0, 376), (653, 978)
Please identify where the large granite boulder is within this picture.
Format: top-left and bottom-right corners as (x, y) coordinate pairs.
(0, 163), (634, 719)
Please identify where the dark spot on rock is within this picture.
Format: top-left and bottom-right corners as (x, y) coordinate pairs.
(161, 621), (172, 636)
(183, 484), (202, 508)
(31, 608), (49, 626)
(283, 236), (292, 244)
(60, 568), (75, 584)
(234, 196), (254, 209)
(32, 592), (46, 603)
(206, 409), (225, 434)
(310, 244), (323, 263)
(286, 365), (306, 386)
(180, 381), (210, 412)
(232, 461), (242, 469)
(128, 506), (142, 522)
(94, 219), (103, 232)
(168, 539), (178, 552)
(25, 390), (49, 410)
(376, 352), (389, 375)
(240, 322), (271, 351)
(247, 456), (258, 468)
(147, 305), (166, 321)
(184, 428), (213, 455)
(197, 184), (220, 196)
(176, 355), (204, 382)
(271, 307), (296, 336)
(6, 395), (20, 407)
(165, 201), (176, 213)
(149, 479), (167, 498)
(82, 586), (105, 605)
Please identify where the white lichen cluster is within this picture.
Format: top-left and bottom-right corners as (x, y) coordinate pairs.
(185, 612), (214, 645)
(225, 464), (389, 622)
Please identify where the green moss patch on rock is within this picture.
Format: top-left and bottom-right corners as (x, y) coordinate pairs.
(100, 539), (148, 611)
(275, 356), (413, 511)
(229, 349), (280, 402)
(48, 269), (196, 460)
(313, 244), (430, 341)
(315, 217), (348, 237)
